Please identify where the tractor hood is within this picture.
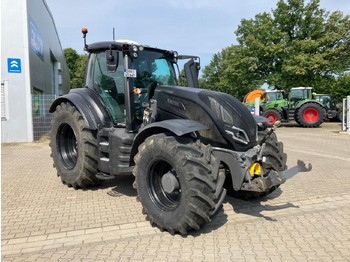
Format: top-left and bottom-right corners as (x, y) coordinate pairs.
(154, 85), (257, 151)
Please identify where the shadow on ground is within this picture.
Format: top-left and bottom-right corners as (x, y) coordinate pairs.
(225, 188), (299, 222)
(81, 174), (137, 197)
(105, 175), (137, 197)
(191, 211), (228, 237)
(85, 175), (298, 236)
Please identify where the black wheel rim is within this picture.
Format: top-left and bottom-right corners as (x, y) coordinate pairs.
(148, 160), (181, 211)
(57, 123), (78, 170)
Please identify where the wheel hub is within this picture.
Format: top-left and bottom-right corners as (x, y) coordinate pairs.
(303, 108), (319, 122)
(265, 113), (277, 124)
(161, 171), (180, 194)
(148, 160), (181, 211)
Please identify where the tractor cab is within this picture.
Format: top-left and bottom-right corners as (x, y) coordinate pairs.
(84, 41), (178, 125)
(315, 94), (336, 111)
(315, 94), (341, 120)
(82, 37), (200, 133)
(263, 90), (285, 103)
(288, 87), (313, 109)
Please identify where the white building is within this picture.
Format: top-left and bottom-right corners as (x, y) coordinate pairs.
(1, 0), (70, 142)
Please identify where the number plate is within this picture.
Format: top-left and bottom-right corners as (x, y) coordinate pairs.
(124, 69), (137, 78)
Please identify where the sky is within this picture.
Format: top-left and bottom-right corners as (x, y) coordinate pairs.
(45, 0), (350, 70)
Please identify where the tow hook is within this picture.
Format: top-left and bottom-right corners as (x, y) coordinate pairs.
(279, 159), (312, 181)
(241, 160), (312, 192)
(268, 160), (312, 188)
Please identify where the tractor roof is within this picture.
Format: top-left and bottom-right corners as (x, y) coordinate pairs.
(87, 41), (124, 52)
(291, 87), (313, 90)
(315, 94), (334, 97)
(86, 40), (166, 53)
(266, 90), (284, 93)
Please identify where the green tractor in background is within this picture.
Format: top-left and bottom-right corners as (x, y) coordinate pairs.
(244, 87), (327, 128)
(262, 87), (326, 127)
(243, 90), (286, 114)
(314, 94), (342, 122)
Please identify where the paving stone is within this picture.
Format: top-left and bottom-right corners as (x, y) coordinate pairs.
(2, 122), (350, 261)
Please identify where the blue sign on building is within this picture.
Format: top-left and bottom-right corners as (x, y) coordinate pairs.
(7, 58), (22, 73)
(29, 16), (44, 61)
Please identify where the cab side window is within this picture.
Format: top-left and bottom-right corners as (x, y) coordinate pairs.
(85, 53), (95, 88)
(92, 52), (125, 124)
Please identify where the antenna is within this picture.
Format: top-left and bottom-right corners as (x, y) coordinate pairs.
(113, 27), (115, 41)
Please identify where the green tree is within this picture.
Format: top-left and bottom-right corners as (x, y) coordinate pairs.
(63, 48), (79, 80)
(63, 48), (88, 89)
(177, 68), (188, 86)
(70, 54), (88, 89)
(200, 52), (224, 90)
(330, 74), (350, 100)
(201, 0), (350, 100)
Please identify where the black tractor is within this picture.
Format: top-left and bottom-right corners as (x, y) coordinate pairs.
(49, 29), (310, 235)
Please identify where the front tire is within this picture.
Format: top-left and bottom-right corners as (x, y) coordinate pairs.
(258, 130), (287, 173)
(262, 109), (282, 127)
(133, 133), (226, 235)
(50, 102), (100, 189)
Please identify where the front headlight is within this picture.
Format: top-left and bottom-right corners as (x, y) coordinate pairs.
(206, 96), (251, 145)
(224, 125), (250, 145)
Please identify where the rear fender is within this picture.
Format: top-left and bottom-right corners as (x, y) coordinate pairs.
(50, 88), (113, 130)
(296, 100), (326, 111)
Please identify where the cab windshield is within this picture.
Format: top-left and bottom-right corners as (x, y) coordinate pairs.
(133, 49), (177, 88)
(265, 92), (283, 102)
(132, 49), (177, 120)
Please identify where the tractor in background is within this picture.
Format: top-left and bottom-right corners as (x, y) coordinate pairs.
(244, 87), (326, 128)
(314, 94), (342, 121)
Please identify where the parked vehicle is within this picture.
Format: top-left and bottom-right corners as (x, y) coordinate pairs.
(315, 94), (342, 121)
(244, 87), (326, 127)
(49, 29), (310, 235)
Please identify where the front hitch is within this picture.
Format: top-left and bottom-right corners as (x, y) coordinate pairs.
(279, 160), (312, 180)
(240, 160), (312, 192)
(213, 118), (312, 194)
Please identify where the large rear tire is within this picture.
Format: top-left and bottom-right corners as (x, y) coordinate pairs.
(133, 133), (226, 235)
(50, 102), (100, 189)
(296, 103), (326, 128)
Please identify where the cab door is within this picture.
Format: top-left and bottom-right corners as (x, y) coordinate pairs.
(85, 51), (126, 125)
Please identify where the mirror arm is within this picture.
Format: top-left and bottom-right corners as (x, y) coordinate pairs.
(108, 44), (114, 62)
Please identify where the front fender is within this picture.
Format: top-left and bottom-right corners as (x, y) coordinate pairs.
(130, 119), (208, 165)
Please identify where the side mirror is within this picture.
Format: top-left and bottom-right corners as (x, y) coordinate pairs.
(184, 58), (200, 88)
(106, 50), (119, 72)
